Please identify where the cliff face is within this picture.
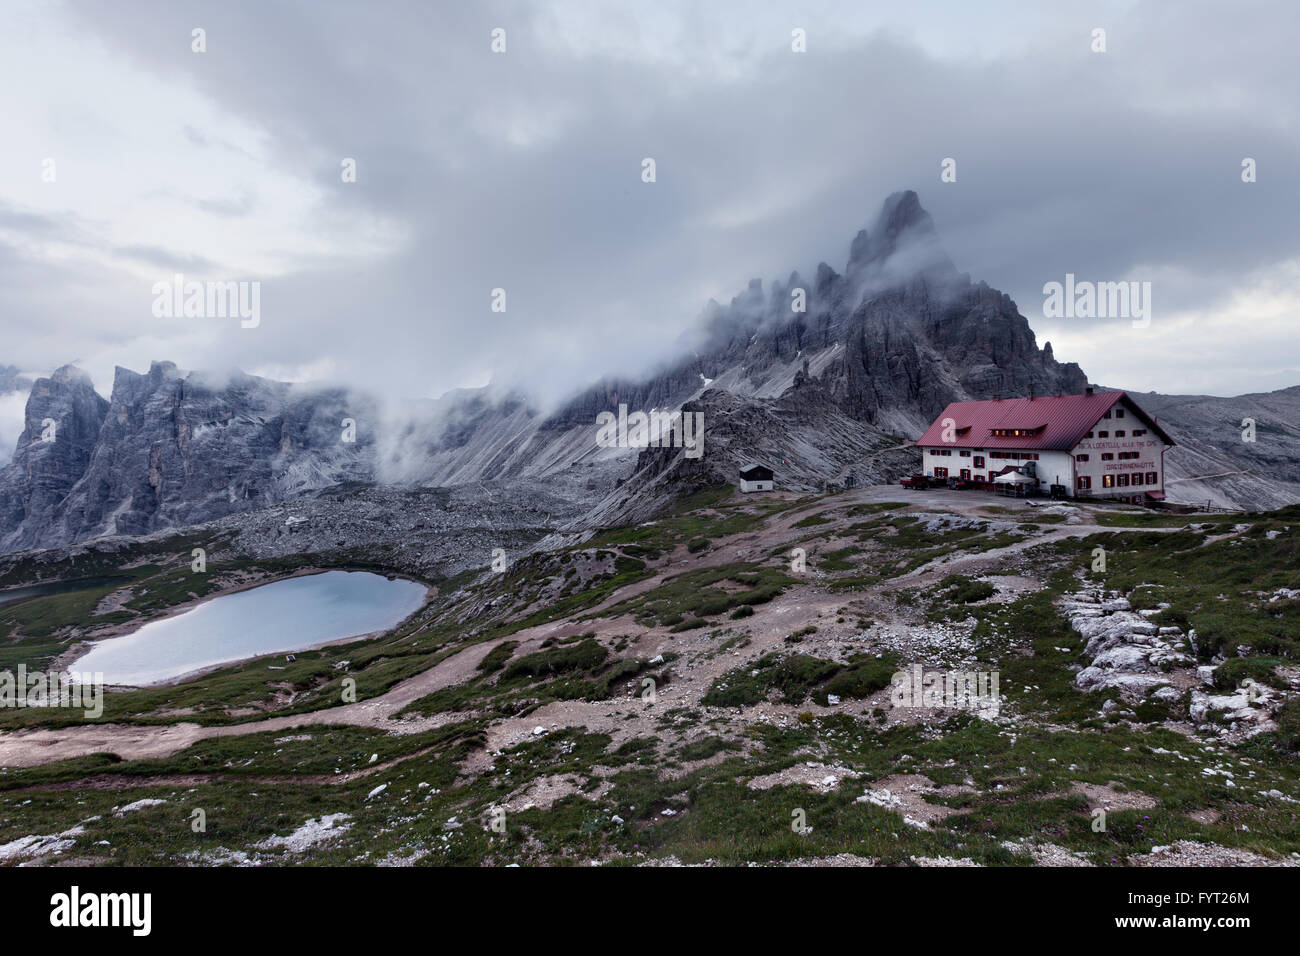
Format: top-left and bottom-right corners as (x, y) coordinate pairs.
(0, 366), (108, 550)
(0, 361), (375, 552)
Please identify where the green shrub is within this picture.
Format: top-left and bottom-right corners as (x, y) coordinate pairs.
(703, 653), (841, 707)
(812, 653), (899, 705)
(476, 640), (520, 674)
(1212, 656), (1285, 691)
(502, 638), (607, 679)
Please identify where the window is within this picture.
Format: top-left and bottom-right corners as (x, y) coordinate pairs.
(1115, 430), (1125, 437)
(960, 468), (970, 480)
(959, 450), (971, 457)
(1103, 475), (1115, 488)
(974, 456), (984, 468)
(1102, 411), (1112, 418)
(1117, 452), (1139, 460)
(974, 474), (984, 482)
(1101, 453), (1114, 461)
(1077, 476), (1091, 490)
(1115, 409), (1124, 418)
(1097, 431), (1109, 438)
(1075, 454), (1090, 463)
(1133, 429), (1146, 436)
(1132, 473), (1144, 486)
(1118, 474), (1129, 486)
(934, 467), (948, 479)
(1086, 431), (1094, 438)
(1147, 471), (1158, 484)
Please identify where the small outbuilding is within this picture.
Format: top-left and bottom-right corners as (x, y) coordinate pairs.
(738, 462), (774, 493)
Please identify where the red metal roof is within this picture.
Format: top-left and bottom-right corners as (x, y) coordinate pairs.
(916, 391), (1174, 451)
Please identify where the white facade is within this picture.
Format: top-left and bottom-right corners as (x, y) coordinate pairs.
(740, 478), (773, 493)
(920, 404), (1169, 500)
(921, 447), (1072, 486)
(917, 394), (1171, 501)
(1070, 403), (1167, 500)
(921, 447), (1073, 491)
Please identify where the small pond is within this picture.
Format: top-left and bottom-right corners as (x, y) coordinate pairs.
(70, 570), (427, 686)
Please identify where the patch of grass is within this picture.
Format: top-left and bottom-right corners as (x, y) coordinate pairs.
(501, 638), (608, 680)
(814, 653), (900, 705)
(678, 736), (742, 761)
(792, 513), (831, 528)
(606, 563), (794, 629)
(703, 653), (841, 707)
(476, 641), (520, 674)
(1212, 656), (1285, 691)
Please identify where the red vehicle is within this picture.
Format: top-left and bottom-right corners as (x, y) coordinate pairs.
(899, 474), (931, 489)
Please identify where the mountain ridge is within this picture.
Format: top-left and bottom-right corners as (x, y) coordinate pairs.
(1, 190), (1295, 553)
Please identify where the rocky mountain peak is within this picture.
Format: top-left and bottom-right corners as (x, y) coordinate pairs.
(48, 364), (93, 388)
(0, 365), (109, 552)
(846, 189), (955, 283)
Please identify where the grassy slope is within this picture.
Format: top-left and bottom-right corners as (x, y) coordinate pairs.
(1, 492), (1297, 865)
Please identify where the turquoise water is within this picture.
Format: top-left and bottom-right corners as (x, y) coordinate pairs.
(70, 570), (427, 686)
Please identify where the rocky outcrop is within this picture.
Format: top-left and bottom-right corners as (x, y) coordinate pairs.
(584, 374), (916, 528)
(1062, 589), (1194, 700)
(0, 362), (377, 551)
(1119, 387), (1300, 509)
(1062, 587), (1290, 738)
(0, 366), (108, 551)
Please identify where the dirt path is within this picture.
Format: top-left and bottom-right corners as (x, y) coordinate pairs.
(0, 639), (500, 768)
(0, 740), (452, 794)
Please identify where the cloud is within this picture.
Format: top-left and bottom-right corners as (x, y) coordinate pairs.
(114, 244), (220, 272)
(0, 0), (1294, 404)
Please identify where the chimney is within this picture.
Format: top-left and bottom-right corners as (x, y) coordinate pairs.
(1085, 386), (1094, 396)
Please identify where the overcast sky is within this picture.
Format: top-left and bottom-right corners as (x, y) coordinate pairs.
(2, 0), (1298, 438)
